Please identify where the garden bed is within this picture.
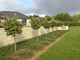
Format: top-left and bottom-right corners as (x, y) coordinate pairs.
(0, 30), (68, 60)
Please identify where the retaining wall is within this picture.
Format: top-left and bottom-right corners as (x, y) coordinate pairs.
(0, 26), (68, 47)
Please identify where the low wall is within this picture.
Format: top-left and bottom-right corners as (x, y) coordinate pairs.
(0, 26), (68, 48)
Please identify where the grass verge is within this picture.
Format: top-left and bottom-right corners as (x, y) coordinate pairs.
(36, 26), (80, 60)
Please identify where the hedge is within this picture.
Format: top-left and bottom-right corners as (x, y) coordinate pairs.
(64, 22), (80, 26)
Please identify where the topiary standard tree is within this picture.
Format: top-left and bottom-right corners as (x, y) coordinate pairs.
(51, 21), (56, 34)
(56, 22), (62, 30)
(31, 18), (41, 42)
(3, 17), (23, 52)
(42, 20), (50, 39)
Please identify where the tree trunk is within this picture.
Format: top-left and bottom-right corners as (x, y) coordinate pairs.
(37, 30), (38, 42)
(46, 34), (47, 39)
(52, 28), (53, 35)
(46, 29), (47, 39)
(56, 26), (57, 30)
(14, 36), (16, 52)
(37, 36), (38, 42)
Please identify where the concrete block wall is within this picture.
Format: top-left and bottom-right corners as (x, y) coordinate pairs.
(0, 26), (68, 48)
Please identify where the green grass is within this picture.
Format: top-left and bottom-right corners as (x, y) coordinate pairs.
(0, 30), (67, 60)
(36, 26), (80, 60)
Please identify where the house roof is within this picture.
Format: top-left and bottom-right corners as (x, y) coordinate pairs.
(0, 11), (29, 19)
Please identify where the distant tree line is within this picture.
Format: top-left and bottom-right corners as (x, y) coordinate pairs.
(29, 13), (80, 22)
(54, 12), (80, 22)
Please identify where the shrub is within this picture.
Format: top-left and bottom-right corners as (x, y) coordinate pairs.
(56, 22), (63, 27)
(31, 18), (41, 42)
(64, 22), (80, 26)
(64, 22), (69, 26)
(42, 20), (50, 39)
(3, 17), (23, 52)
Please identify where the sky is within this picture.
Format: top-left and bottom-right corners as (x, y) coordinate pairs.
(0, 0), (80, 17)
(21, 0), (35, 7)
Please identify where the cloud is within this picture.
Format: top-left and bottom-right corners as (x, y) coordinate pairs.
(0, 0), (80, 16)
(0, 0), (26, 12)
(26, 0), (80, 16)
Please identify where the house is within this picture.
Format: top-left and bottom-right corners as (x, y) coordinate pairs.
(0, 11), (31, 27)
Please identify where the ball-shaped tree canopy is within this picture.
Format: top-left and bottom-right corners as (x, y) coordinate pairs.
(3, 17), (23, 36)
(51, 21), (56, 28)
(31, 18), (41, 30)
(42, 20), (50, 29)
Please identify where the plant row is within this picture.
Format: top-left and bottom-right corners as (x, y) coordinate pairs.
(0, 30), (68, 60)
(64, 22), (80, 26)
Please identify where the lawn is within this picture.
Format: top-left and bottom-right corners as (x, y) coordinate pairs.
(36, 26), (80, 60)
(0, 30), (67, 60)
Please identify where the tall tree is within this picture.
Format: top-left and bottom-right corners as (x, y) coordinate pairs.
(29, 14), (39, 19)
(3, 17), (23, 52)
(64, 12), (71, 21)
(51, 21), (56, 34)
(71, 15), (79, 22)
(77, 14), (80, 19)
(77, 14), (80, 22)
(31, 18), (41, 42)
(33, 14), (39, 18)
(54, 12), (71, 21)
(54, 13), (64, 21)
(45, 15), (52, 21)
(42, 20), (50, 39)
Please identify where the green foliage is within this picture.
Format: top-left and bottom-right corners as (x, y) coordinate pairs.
(64, 22), (69, 26)
(42, 20), (50, 29)
(42, 20), (51, 39)
(54, 12), (71, 21)
(71, 15), (79, 22)
(3, 17), (23, 36)
(64, 13), (71, 21)
(56, 22), (59, 27)
(54, 13), (64, 21)
(29, 14), (39, 20)
(44, 15), (52, 21)
(33, 14), (39, 18)
(29, 14), (39, 19)
(56, 22), (63, 27)
(29, 15), (33, 18)
(66, 22), (80, 26)
(77, 14), (80, 20)
(51, 21), (56, 28)
(58, 22), (63, 26)
(31, 18), (41, 30)
(31, 17), (41, 42)
(0, 30), (68, 60)
(63, 21), (80, 26)
(3, 17), (23, 52)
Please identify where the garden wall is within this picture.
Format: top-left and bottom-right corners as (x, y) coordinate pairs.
(0, 26), (68, 48)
